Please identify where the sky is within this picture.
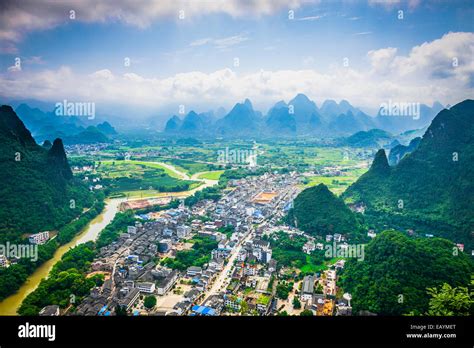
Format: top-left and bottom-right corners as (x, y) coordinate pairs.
(0, 0), (473, 119)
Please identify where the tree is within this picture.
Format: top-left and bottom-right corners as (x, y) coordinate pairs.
(300, 309), (314, 316)
(292, 297), (301, 309)
(277, 311), (289, 316)
(342, 231), (473, 315)
(315, 283), (323, 294)
(115, 305), (127, 316)
(144, 295), (157, 309)
(240, 300), (249, 315)
(425, 283), (472, 316)
(276, 282), (293, 300)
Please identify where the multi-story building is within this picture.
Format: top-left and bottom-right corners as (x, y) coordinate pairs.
(136, 282), (156, 294)
(301, 275), (315, 302)
(28, 231), (50, 245)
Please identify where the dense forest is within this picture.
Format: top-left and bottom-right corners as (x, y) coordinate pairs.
(341, 230), (473, 315)
(265, 231), (327, 274)
(0, 106), (104, 301)
(286, 183), (365, 240)
(343, 100), (474, 248)
(18, 242), (103, 315)
(0, 105), (97, 243)
(0, 199), (104, 301)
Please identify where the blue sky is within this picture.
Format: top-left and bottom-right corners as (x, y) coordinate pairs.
(0, 0), (473, 117)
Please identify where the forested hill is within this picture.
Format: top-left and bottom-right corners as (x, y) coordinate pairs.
(286, 183), (364, 240)
(342, 99), (474, 247)
(0, 105), (94, 243)
(341, 230), (473, 315)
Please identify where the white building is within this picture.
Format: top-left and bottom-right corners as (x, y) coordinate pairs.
(29, 231), (50, 245)
(303, 241), (316, 254)
(136, 282), (156, 294)
(367, 230), (377, 238)
(0, 255), (9, 268)
(209, 257), (224, 271)
(177, 225), (191, 238)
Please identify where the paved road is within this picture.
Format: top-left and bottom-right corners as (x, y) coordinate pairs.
(201, 230), (254, 303)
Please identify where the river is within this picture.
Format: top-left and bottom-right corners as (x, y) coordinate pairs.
(0, 163), (218, 315)
(0, 198), (124, 315)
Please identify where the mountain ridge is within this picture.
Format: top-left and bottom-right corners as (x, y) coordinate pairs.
(342, 99), (474, 247)
(162, 95), (444, 138)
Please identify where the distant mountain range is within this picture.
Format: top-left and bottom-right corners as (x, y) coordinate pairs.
(14, 104), (116, 144)
(163, 94), (445, 138)
(9, 96), (444, 142)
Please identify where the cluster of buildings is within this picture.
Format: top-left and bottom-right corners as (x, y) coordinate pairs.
(299, 261), (352, 316)
(170, 174), (301, 316)
(74, 206), (193, 315)
(170, 237), (278, 317)
(166, 174), (300, 316)
(49, 172), (308, 316)
(65, 143), (109, 156)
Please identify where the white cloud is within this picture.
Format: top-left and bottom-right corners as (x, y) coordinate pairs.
(190, 38), (213, 47)
(369, 32), (474, 81)
(0, 0), (314, 43)
(213, 34), (249, 49)
(368, 47), (398, 74)
(368, 0), (421, 10)
(23, 56), (45, 65)
(297, 14), (326, 21)
(7, 65), (21, 72)
(189, 34), (249, 49)
(1, 32), (472, 115)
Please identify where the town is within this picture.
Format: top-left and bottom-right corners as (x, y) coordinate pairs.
(35, 172), (355, 317)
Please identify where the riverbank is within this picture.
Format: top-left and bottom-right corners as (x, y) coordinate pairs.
(0, 198), (124, 315)
(0, 164), (220, 315)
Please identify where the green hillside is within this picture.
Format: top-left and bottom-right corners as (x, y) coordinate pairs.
(343, 100), (474, 247)
(341, 230), (472, 315)
(286, 183), (364, 240)
(344, 128), (393, 147)
(0, 105), (94, 243)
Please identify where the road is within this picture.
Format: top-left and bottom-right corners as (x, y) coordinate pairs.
(201, 230), (254, 303)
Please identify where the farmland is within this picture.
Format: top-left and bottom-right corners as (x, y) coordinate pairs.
(96, 160), (199, 196)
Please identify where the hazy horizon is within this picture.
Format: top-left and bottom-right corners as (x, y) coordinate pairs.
(0, 0), (473, 122)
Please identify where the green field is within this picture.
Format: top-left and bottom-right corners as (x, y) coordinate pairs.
(299, 256), (345, 273)
(162, 158), (223, 175)
(96, 160), (197, 194)
(197, 170), (225, 180)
